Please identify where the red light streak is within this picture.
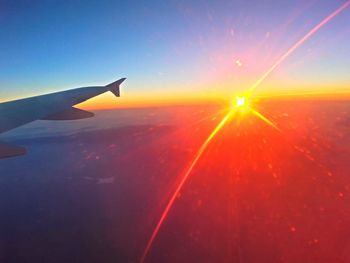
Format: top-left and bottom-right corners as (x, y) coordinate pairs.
(141, 2), (350, 261)
(251, 109), (281, 132)
(140, 109), (235, 262)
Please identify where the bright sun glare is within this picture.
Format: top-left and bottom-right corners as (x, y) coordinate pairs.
(235, 96), (246, 108)
(142, 2), (350, 261)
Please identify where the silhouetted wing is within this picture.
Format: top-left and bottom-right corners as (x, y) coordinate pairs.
(0, 78), (126, 159)
(0, 78), (126, 134)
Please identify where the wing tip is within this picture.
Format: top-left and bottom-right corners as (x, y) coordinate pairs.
(106, 78), (126, 97)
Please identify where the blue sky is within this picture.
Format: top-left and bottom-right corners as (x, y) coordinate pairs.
(1, 0), (349, 105)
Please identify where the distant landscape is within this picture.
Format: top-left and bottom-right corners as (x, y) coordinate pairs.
(0, 100), (349, 262)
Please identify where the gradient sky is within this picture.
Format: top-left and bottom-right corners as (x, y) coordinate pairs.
(1, 0), (349, 108)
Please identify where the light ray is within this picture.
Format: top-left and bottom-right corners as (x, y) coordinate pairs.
(140, 109), (235, 263)
(141, 2), (350, 261)
(247, 0), (350, 95)
(251, 109), (281, 132)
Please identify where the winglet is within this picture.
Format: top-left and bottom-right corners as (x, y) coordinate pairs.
(106, 78), (126, 97)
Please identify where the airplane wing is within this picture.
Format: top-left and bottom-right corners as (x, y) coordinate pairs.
(0, 78), (126, 159)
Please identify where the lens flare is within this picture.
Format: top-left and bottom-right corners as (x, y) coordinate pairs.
(140, 109), (235, 263)
(140, 104), (278, 262)
(247, 0), (350, 95)
(251, 108), (281, 132)
(141, 2), (350, 261)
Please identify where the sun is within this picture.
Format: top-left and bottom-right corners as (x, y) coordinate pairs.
(235, 96), (246, 108)
(233, 95), (250, 111)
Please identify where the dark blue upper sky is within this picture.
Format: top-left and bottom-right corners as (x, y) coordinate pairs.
(1, 0), (349, 106)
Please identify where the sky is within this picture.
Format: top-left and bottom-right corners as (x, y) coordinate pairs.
(0, 0), (349, 108)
